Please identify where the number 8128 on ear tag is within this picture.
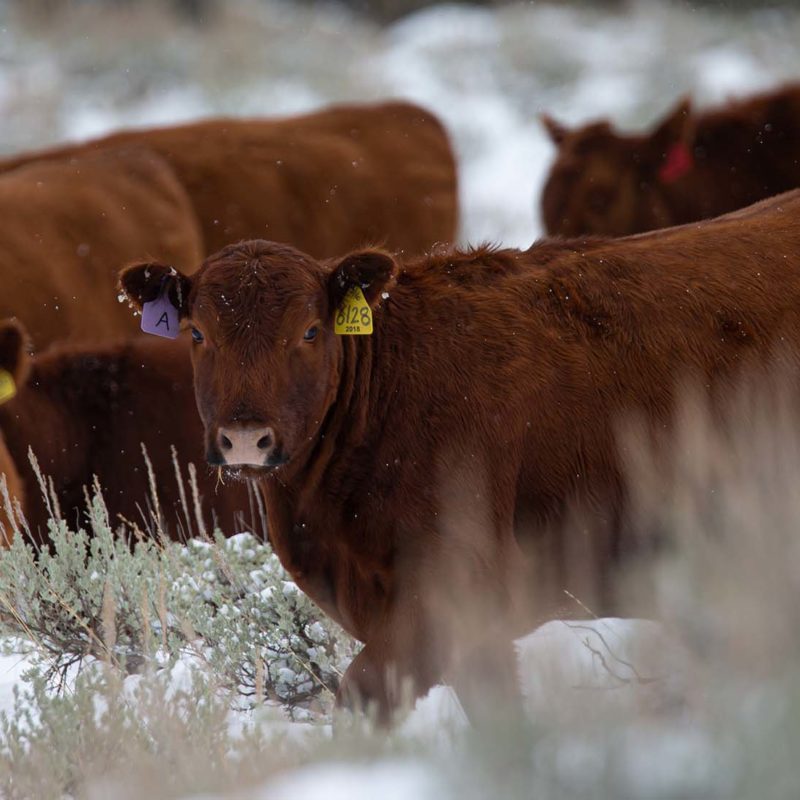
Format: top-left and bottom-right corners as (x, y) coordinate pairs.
(335, 287), (373, 335)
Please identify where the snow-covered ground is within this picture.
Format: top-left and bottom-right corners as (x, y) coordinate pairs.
(0, 617), (698, 798)
(0, 618), (683, 734)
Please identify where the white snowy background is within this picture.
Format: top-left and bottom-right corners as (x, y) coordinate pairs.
(1, 1), (800, 796)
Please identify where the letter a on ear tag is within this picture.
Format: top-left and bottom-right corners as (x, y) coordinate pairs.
(141, 285), (180, 340)
(0, 370), (15, 404)
(335, 287), (373, 335)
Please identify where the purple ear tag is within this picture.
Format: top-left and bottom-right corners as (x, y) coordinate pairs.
(141, 281), (180, 340)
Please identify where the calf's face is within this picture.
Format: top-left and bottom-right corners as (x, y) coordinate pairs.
(540, 99), (693, 236)
(120, 241), (395, 478)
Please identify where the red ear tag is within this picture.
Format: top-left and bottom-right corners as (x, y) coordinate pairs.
(659, 142), (694, 184)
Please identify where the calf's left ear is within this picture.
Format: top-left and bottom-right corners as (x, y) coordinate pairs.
(328, 249), (397, 310)
(118, 262), (193, 317)
(541, 113), (570, 146)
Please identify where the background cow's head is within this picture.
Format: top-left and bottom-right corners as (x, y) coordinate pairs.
(540, 98), (693, 237)
(120, 241), (396, 479)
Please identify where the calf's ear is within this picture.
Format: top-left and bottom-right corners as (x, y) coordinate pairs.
(0, 319), (31, 389)
(328, 249), (397, 310)
(650, 97), (693, 153)
(541, 113), (570, 146)
(118, 262), (193, 317)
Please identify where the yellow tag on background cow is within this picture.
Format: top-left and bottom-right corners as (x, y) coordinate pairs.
(335, 286), (373, 335)
(0, 370), (15, 404)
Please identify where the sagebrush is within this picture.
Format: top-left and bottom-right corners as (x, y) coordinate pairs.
(0, 480), (356, 714)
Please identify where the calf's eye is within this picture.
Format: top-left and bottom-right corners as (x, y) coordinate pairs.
(191, 327), (204, 343)
(303, 326), (318, 342)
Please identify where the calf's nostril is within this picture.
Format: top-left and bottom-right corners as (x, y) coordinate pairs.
(257, 434), (272, 450)
(220, 434), (233, 451)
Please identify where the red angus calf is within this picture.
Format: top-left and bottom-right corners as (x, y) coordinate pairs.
(541, 83), (800, 236)
(120, 189), (800, 721)
(0, 323), (252, 546)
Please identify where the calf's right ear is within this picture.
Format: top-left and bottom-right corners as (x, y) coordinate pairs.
(0, 319), (31, 391)
(118, 262), (192, 317)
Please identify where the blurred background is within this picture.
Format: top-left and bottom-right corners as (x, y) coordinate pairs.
(1, 0), (799, 246)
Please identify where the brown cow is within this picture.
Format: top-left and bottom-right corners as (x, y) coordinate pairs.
(0, 146), (202, 348)
(0, 322), (254, 546)
(3, 101), (458, 259)
(119, 189), (800, 721)
(541, 83), (800, 236)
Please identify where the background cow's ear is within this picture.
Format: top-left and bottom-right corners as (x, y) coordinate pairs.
(0, 319), (32, 388)
(118, 262), (192, 317)
(328, 249), (397, 309)
(650, 97), (693, 153)
(541, 113), (570, 146)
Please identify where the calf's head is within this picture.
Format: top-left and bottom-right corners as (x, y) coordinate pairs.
(540, 98), (693, 236)
(120, 241), (395, 478)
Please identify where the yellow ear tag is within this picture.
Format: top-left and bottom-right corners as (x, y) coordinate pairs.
(0, 370), (15, 404)
(334, 286), (373, 335)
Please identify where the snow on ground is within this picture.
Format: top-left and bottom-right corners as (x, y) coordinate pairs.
(159, 619), (698, 800)
(0, 619), (683, 740)
(0, 649), (33, 721)
(517, 618), (690, 718)
(248, 761), (446, 800)
(0, 618), (697, 798)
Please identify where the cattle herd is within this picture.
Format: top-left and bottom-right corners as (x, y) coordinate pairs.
(0, 83), (798, 722)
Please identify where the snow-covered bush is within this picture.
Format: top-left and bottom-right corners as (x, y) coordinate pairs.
(172, 534), (356, 715)
(0, 488), (357, 715)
